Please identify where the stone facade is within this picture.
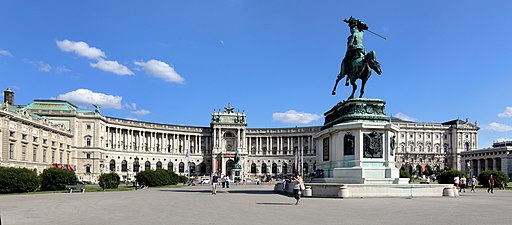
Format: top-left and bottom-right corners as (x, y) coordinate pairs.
(0, 89), (479, 183)
(460, 141), (512, 178)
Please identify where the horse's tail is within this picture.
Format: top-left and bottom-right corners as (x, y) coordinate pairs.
(366, 51), (382, 75)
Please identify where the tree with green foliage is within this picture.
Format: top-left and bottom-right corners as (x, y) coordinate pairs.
(98, 172), (121, 189)
(437, 169), (466, 184)
(135, 169), (179, 187)
(478, 170), (507, 188)
(0, 167), (40, 193)
(40, 168), (78, 191)
(399, 167), (411, 178)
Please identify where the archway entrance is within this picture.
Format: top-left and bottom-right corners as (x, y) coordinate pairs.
(226, 159), (235, 176)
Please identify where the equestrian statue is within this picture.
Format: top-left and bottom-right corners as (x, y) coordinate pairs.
(332, 17), (383, 100)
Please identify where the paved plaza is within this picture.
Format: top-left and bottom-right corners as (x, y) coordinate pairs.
(1, 184), (511, 225)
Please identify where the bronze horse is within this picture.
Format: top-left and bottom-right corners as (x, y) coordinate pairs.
(332, 51), (382, 99)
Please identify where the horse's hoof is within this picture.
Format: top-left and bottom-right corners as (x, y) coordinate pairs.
(331, 91), (336, 95)
(345, 82), (349, 86)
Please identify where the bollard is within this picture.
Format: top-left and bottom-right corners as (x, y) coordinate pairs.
(442, 187), (454, 197)
(303, 186), (312, 197)
(338, 185), (349, 198)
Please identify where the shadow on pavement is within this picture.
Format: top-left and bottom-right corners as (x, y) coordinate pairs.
(256, 202), (295, 205)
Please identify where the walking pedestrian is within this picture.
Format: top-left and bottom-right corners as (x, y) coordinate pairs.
(212, 173), (219, 195)
(471, 176), (477, 192)
(488, 174), (495, 193)
(292, 173), (304, 205)
(460, 175), (467, 192)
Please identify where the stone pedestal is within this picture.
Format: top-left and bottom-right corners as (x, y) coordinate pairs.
(316, 98), (405, 184)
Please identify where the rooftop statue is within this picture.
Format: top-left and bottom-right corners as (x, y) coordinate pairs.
(332, 17), (383, 100)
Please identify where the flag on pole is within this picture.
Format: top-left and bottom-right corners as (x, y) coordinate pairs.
(185, 151), (190, 177)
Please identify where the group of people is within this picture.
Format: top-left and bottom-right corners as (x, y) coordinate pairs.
(211, 174), (232, 195)
(454, 174), (503, 193)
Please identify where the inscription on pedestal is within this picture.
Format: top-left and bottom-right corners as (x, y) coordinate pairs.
(363, 131), (383, 158)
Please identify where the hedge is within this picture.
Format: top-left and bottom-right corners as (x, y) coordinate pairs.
(40, 168), (78, 191)
(0, 167), (40, 193)
(437, 170), (467, 184)
(99, 172), (121, 189)
(135, 169), (179, 187)
(478, 170), (507, 188)
(399, 167), (411, 178)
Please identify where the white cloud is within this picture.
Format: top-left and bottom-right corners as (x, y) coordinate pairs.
(124, 102), (137, 110)
(124, 117), (138, 121)
(394, 112), (416, 122)
(90, 59), (133, 75)
(272, 110), (322, 124)
(0, 49), (13, 57)
(56, 40), (106, 60)
(498, 107), (512, 118)
(56, 89), (123, 109)
(37, 62), (51, 72)
(134, 59), (184, 84)
(131, 109), (150, 116)
(483, 122), (512, 132)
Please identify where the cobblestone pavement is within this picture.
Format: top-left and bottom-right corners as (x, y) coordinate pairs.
(0, 184), (511, 225)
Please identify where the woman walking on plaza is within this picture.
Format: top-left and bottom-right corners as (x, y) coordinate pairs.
(292, 173), (304, 205)
(471, 176), (477, 192)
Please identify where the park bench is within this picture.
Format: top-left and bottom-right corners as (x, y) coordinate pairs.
(65, 185), (85, 193)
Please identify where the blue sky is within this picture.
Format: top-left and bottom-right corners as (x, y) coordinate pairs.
(1, 1), (511, 148)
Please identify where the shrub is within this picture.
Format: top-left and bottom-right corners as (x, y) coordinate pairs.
(178, 175), (188, 184)
(135, 169), (179, 187)
(0, 167), (40, 193)
(399, 168), (411, 178)
(98, 172), (121, 189)
(40, 168), (78, 191)
(478, 170), (507, 188)
(437, 169), (466, 184)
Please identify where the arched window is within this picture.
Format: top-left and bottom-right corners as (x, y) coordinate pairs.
(465, 142), (470, 151)
(198, 163), (206, 174)
(109, 159), (116, 172)
(251, 163), (257, 174)
(271, 163), (278, 174)
(261, 163), (267, 174)
(145, 161), (151, 171)
(156, 161), (162, 169)
(133, 159), (140, 172)
(283, 163), (288, 175)
(401, 145), (405, 153)
(189, 162), (196, 174)
(121, 160), (128, 172)
(179, 162), (185, 173)
(168, 162), (173, 171)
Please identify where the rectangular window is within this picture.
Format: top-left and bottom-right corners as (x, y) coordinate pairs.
(52, 141), (56, 147)
(33, 137), (38, 143)
(9, 143), (15, 159)
(86, 166), (91, 173)
(67, 153), (70, 163)
(33, 147), (37, 162)
(323, 137), (330, 161)
(86, 124), (92, 130)
(86, 153), (91, 159)
(21, 145), (27, 160)
(43, 149), (47, 162)
(9, 131), (15, 137)
(52, 151), (55, 163)
(43, 139), (47, 145)
(60, 151), (63, 163)
(22, 134), (27, 140)
(60, 143), (63, 148)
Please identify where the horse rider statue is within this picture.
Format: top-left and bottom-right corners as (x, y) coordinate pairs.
(332, 17), (382, 100)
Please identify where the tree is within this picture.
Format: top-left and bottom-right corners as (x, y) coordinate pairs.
(40, 168), (78, 191)
(437, 170), (466, 184)
(0, 167), (40, 193)
(98, 172), (121, 189)
(478, 170), (507, 188)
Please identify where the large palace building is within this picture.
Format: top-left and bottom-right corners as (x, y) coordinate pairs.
(0, 88), (479, 182)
